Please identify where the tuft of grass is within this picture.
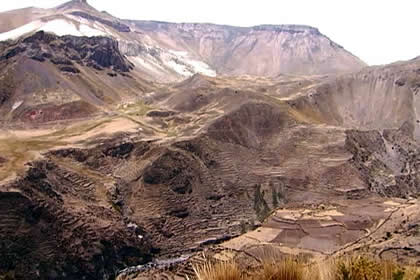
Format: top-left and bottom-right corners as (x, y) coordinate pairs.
(254, 259), (307, 280)
(194, 262), (243, 280)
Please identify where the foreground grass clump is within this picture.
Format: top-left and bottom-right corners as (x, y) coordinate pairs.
(193, 262), (243, 280)
(255, 259), (307, 280)
(193, 256), (420, 280)
(336, 257), (381, 280)
(335, 257), (420, 280)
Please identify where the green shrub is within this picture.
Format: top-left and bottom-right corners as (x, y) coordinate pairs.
(392, 269), (405, 280)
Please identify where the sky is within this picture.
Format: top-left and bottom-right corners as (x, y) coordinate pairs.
(0, 0), (418, 66)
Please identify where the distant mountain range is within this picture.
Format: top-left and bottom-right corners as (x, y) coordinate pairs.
(0, 0), (366, 82)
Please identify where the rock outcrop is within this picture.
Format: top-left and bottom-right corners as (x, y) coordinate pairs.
(1, 31), (134, 73)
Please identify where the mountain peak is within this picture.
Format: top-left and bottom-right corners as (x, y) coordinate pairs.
(71, 0), (88, 4)
(55, 0), (95, 12)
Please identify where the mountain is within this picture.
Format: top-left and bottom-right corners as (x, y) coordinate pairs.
(129, 21), (366, 77)
(0, 0), (366, 82)
(0, 31), (154, 126)
(0, 0), (367, 126)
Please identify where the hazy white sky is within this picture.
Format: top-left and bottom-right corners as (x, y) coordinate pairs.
(0, 0), (418, 66)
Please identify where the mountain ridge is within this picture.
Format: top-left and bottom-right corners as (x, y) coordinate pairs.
(0, 0), (367, 81)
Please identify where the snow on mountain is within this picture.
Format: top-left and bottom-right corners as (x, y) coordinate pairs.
(0, 18), (106, 41)
(0, 21), (42, 41)
(127, 43), (216, 81)
(41, 19), (106, 37)
(0, 0), (365, 82)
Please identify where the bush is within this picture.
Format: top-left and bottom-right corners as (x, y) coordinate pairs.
(336, 256), (381, 280)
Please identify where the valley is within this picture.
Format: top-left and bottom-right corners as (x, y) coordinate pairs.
(0, 1), (419, 280)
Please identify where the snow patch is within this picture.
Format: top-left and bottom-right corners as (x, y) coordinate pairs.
(41, 19), (105, 37)
(126, 40), (216, 79)
(168, 50), (189, 57)
(188, 59), (217, 77)
(165, 59), (190, 75)
(0, 21), (42, 41)
(167, 49), (216, 77)
(0, 19), (106, 41)
(130, 56), (165, 74)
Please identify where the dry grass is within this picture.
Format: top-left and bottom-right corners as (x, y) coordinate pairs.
(193, 256), (420, 280)
(193, 262), (243, 280)
(254, 259), (307, 280)
(333, 257), (420, 280)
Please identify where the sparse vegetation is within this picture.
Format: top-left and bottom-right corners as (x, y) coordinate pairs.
(193, 256), (420, 280)
(119, 100), (152, 116)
